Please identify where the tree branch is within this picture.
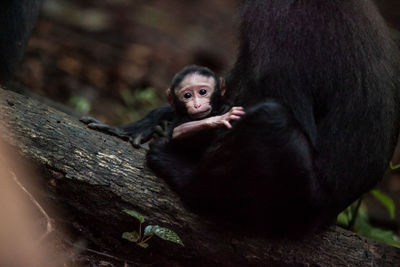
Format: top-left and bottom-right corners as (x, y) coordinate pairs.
(0, 87), (398, 266)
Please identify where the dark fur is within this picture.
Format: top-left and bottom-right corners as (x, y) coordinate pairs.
(148, 66), (223, 177)
(78, 0), (400, 236)
(120, 105), (176, 137)
(147, 0), (400, 236)
(0, 0), (41, 84)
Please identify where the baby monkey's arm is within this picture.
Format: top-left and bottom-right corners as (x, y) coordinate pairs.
(172, 107), (245, 140)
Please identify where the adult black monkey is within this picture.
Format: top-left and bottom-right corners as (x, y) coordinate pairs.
(87, 1), (400, 235)
(204, 0), (399, 233)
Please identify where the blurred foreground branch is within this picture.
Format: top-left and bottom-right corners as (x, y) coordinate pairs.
(0, 87), (399, 266)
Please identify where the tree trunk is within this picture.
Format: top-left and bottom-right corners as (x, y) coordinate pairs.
(0, 87), (399, 266)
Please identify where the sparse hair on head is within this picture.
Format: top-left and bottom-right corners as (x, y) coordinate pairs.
(170, 65), (219, 93)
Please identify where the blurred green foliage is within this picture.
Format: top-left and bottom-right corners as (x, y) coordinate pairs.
(68, 95), (91, 113)
(371, 189), (396, 219)
(337, 189), (400, 248)
(118, 87), (163, 123)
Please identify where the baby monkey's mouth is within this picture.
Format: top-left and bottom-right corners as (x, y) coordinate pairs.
(190, 108), (212, 120)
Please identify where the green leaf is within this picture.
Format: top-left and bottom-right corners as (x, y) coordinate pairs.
(337, 211), (350, 227)
(390, 161), (400, 170)
(137, 242), (149, 248)
(122, 231), (140, 242)
(352, 207), (400, 248)
(338, 203), (400, 248)
(370, 190), (396, 219)
(337, 203), (359, 228)
(122, 209), (145, 223)
(144, 225), (184, 246)
(368, 228), (400, 248)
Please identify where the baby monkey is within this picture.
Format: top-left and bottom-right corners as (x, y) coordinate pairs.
(164, 65), (245, 139)
(146, 66), (244, 189)
(81, 65), (244, 146)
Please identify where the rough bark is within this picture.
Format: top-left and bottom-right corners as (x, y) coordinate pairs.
(0, 87), (399, 266)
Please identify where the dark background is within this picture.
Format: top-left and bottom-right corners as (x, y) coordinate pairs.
(13, 0), (400, 124)
(14, 0), (238, 124)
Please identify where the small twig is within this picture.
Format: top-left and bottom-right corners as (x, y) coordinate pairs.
(140, 235), (153, 244)
(9, 171), (54, 241)
(139, 222), (142, 240)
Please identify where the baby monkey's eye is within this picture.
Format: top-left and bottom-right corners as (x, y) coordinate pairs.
(184, 92), (192, 99)
(199, 89), (207, 95)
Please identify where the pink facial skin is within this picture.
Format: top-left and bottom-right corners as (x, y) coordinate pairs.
(166, 72), (245, 139)
(174, 74), (218, 120)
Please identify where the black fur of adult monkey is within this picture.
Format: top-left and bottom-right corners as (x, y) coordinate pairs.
(148, 0), (400, 235)
(86, 0), (400, 236)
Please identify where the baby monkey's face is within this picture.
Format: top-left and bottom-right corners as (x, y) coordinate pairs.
(175, 73), (216, 119)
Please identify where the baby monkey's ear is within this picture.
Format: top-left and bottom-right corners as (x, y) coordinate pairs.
(219, 77), (226, 96)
